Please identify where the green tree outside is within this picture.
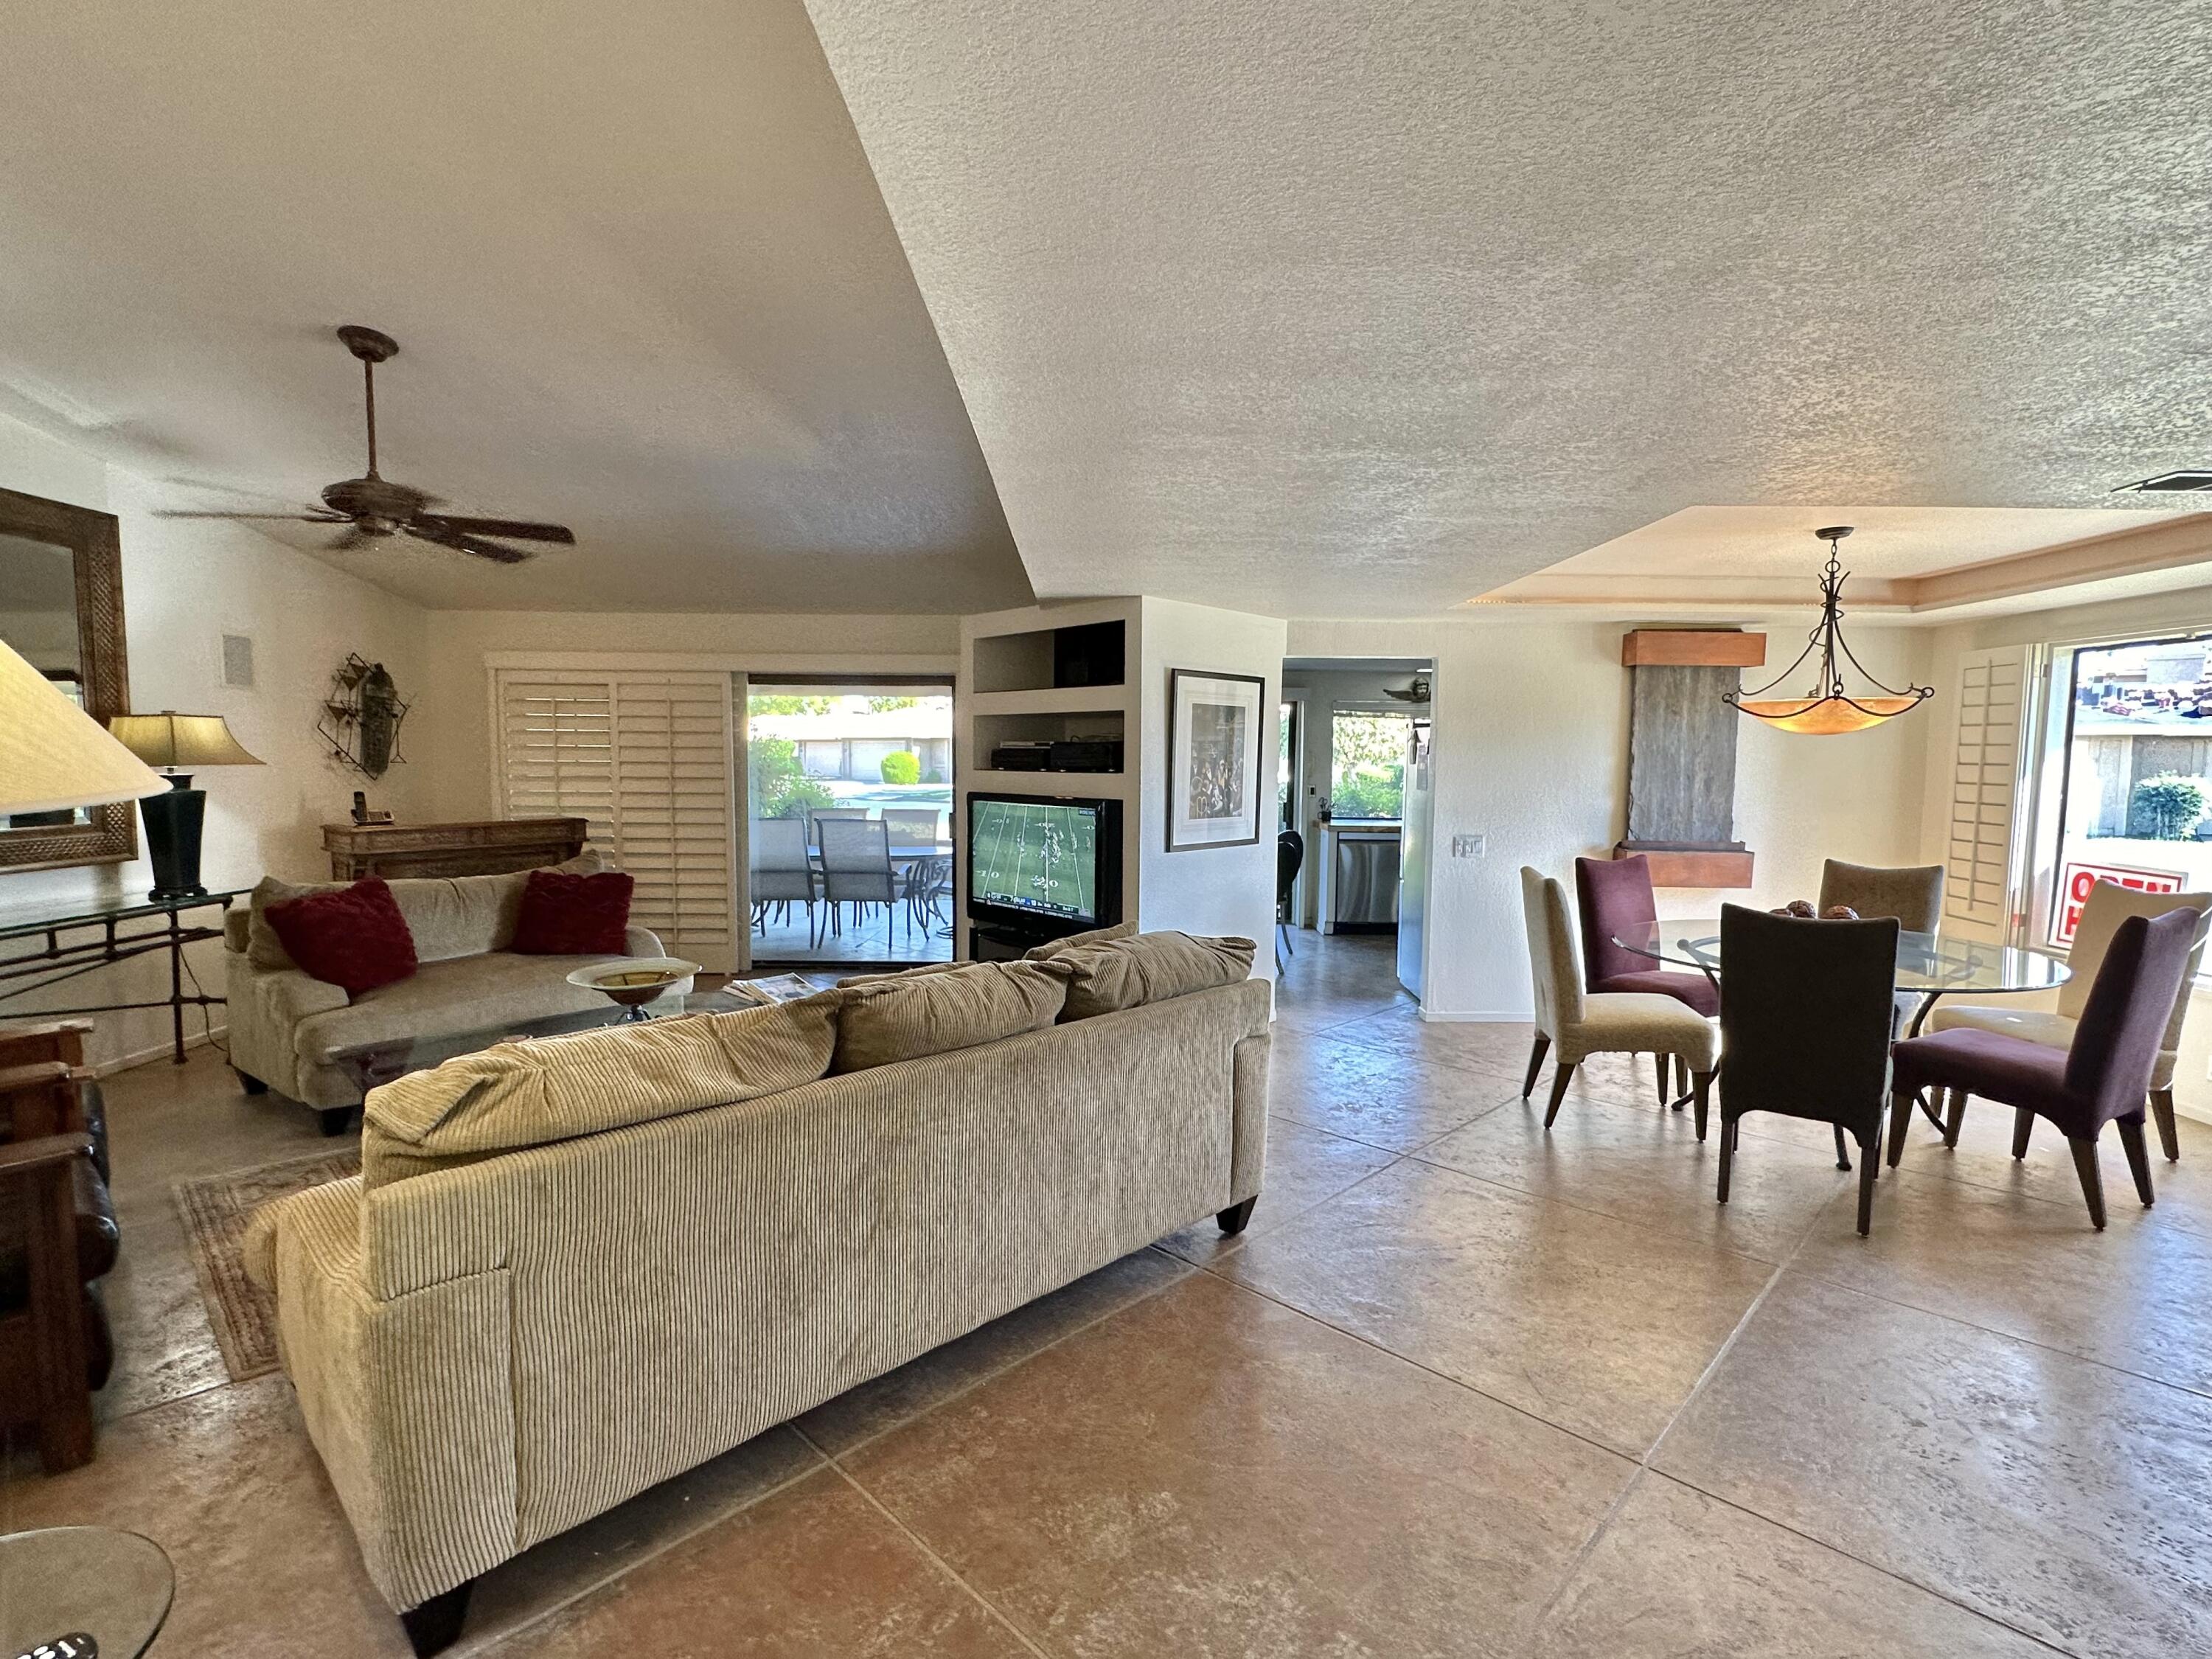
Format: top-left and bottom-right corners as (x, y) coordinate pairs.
(2131, 773), (2210, 841)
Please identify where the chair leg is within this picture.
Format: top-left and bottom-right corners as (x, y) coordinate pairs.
(2011, 1107), (2034, 1160)
(1692, 1069), (1713, 1142)
(1855, 1117), (1882, 1237)
(1520, 1034), (1551, 1099)
(2117, 1117), (2155, 1208)
(2067, 1136), (2107, 1230)
(1717, 1113), (1736, 1204)
(2149, 1088), (2180, 1162)
(1833, 1123), (1851, 1172)
(1652, 1052), (1667, 1105)
(1886, 1091), (1914, 1169)
(1543, 1062), (1576, 1130)
(1942, 1088), (1967, 1149)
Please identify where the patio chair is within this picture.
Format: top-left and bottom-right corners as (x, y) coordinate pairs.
(819, 817), (900, 952)
(882, 807), (942, 844)
(1716, 905), (1899, 1236)
(748, 817), (821, 946)
(1891, 908), (2199, 1228)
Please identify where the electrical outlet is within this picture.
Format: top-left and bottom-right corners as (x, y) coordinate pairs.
(1450, 832), (1486, 858)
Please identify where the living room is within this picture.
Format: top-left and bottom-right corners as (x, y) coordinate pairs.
(6, 3), (2212, 1656)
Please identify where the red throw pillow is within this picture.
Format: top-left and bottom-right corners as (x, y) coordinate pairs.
(264, 877), (417, 995)
(512, 869), (635, 956)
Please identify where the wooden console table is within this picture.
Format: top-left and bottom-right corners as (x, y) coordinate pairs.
(323, 818), (587, 881)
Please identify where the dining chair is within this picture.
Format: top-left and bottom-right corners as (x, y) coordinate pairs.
(1925, 881), (2211, 1161)
(882, 807), (942, 844)
(1715, 905), (1900, 1236)
(1890, 908), (2199, 1228)
(1817, 860), (1945, 931)
(1276, 830), (1305, 971)
(1520, 867), (1717, 1128)
(818, 817), (900, 950)
(748, 817), (820, 945)
(810, 807), (869, 824)
(1574, 853), (1717, 1104)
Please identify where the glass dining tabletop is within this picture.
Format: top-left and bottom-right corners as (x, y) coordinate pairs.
(0, 1526), (173, 1658)
(1614, 918), (2070, 1004)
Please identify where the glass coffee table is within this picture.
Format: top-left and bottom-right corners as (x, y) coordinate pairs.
(1, 1526), (173, 1658)
(317, 987), (764, 1103)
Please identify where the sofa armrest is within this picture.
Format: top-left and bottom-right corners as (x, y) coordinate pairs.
(224, 909), (252, 953)
(624, 923), (665, 957)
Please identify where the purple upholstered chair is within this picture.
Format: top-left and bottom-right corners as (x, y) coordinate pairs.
(1888, 909), (2198, 1228)
(1575, 855), (1719, 1104)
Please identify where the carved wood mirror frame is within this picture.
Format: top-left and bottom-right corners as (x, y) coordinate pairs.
(0, 484), (138, 873)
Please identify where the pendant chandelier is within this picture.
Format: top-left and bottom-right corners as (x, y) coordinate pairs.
(1725, 526), (1933, 735)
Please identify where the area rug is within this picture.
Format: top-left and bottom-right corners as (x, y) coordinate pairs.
(174, 1148), (359, 1382)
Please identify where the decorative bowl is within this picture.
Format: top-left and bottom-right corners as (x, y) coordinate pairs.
(566, 957), (702, 1020)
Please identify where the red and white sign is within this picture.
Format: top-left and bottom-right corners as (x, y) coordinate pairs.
(2053, 860), (2187, 945)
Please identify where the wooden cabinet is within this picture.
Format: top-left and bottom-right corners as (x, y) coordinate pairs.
(323, 818), (587, 881)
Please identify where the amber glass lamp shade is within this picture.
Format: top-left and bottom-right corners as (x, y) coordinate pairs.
(1733, 695), (1924, 736)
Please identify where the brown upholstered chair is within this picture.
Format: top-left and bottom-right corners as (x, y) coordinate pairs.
(0, 1018), (117, 1471)
(1890, 910), (2198, 1228)
(1574, 853), (1718, 1105)
(1716, 905), (1900, 1235)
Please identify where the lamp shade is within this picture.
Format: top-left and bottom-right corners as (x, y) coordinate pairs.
(108, 712), (264, 770)
(0, 638), (173, 814)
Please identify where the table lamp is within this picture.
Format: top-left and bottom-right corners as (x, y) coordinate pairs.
(0, 637), (170, 828)
(107, 711), (265, 900)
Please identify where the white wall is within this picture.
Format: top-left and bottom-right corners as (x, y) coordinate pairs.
(0, 413), (436, 1068)
(1289, 612), (1933, 1020)
(1138, 598), (1287, 964)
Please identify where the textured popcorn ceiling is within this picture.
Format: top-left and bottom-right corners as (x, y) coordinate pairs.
(804, 0), (2212, 617)
(0, 0), (1031, 613)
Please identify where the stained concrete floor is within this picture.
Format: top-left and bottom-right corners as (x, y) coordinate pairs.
(9, 931), (2212, 1656)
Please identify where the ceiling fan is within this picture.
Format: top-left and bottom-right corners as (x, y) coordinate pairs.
(156, 325), (574, 564)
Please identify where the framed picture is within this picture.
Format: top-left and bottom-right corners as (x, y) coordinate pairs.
(1166, 669), (1266, 851)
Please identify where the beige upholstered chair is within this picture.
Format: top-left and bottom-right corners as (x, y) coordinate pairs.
(1818, 860), (1945, 931)
(1927, 880), (2211, 1159)
(1520, 867), (1718, 1128)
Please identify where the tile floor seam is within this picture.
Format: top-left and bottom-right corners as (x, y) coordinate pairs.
(1160, 1154), (1410, 1265)
(1268, 1091), (1521, 1159)
(813, 1438), (1055, 1659)
(801, 1251), (1202, 1466)
(1766, 1259), (2212, 1407)
(453, 1448), (836, 1658)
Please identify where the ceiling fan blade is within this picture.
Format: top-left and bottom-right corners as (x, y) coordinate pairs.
(153, 509), (349, 522)
(403, 522), (535, 565)
(412, 513), (574, 544)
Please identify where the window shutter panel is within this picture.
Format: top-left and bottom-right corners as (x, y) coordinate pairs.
(1942, 647), (2028, 940)
(495, 669), (737, 969)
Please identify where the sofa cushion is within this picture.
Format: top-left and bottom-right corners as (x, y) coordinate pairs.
(830, 960), (1070, 1074)
(292, 951), (630, 1065)
(512, 869), (635, 956)
(360, 995), (841, 1187)
(246, 852), (608, 969)
(265, 879), (419, 995)
(1051, 931), (1256, 1021)
(1024, 919), (1138, 961)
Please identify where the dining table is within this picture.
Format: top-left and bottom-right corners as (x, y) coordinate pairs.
(1613, 916), (2071, 1128)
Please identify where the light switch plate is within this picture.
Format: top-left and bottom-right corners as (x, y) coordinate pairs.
(1451, 832), (1486, 858)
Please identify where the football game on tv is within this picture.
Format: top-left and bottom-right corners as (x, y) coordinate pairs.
(966, 795), (1119, 928)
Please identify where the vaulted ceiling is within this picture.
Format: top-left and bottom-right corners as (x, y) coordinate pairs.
(0, 0), (1029, 612)
(4, 2), (2209, 619)
(804, 0), (2212, 616)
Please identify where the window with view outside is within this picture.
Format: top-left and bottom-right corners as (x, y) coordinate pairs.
(1329, 710), (1411, 821)
(2047, 633), (2212, 947)
(1278, 700), (1295, 827)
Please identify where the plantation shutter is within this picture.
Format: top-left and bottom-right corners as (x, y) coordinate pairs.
(495, 669), (739, 970)
(1941, 647), (2030, 941)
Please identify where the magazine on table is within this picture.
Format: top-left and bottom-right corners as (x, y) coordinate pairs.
(725, 972), (822, 1006)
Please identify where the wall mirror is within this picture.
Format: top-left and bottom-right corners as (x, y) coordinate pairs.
(0, 484), (136, 872)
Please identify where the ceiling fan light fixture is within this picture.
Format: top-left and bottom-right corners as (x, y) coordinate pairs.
(1723, 526), (1933, 737)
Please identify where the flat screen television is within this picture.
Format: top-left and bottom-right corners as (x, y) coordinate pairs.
(965, 792), (1123, 939)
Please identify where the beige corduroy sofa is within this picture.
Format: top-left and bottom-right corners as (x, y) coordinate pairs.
(223, 863), (664, 1127)
(243, 931), (1268, 1655)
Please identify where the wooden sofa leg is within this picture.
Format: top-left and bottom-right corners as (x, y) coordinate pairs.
(400, 1579), (475, 1657)
(235, 1068), (270, 1096)
(1217, 1197), (1258, 1236)
(319, 1107), (355, 1137)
